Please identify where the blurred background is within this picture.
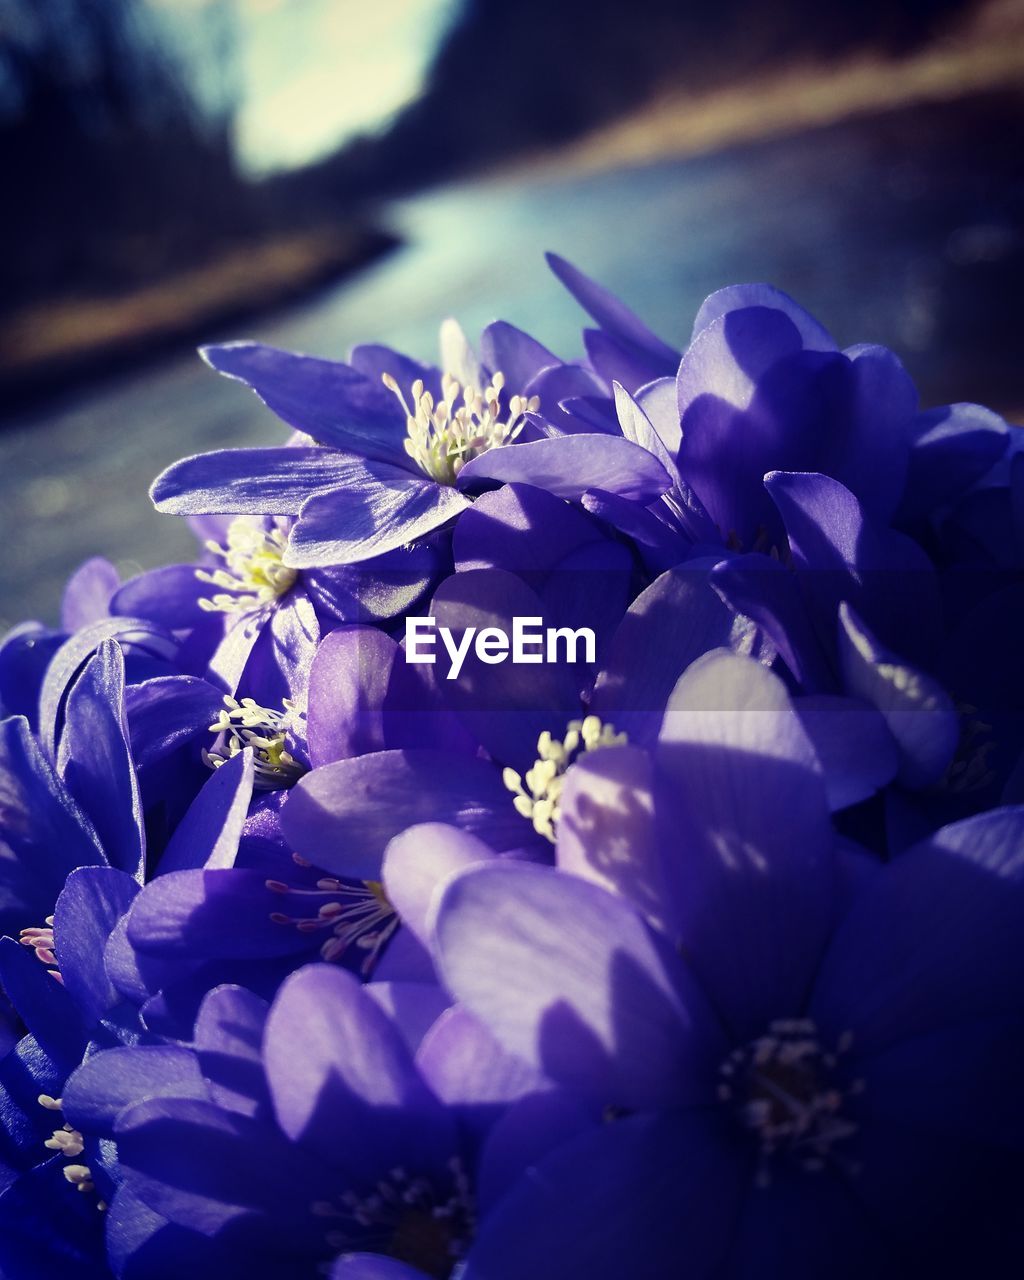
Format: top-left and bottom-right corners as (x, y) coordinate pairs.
(1, 0), (1022, 628)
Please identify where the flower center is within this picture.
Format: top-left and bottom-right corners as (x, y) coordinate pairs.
(204, 695), (306, 789)
(313, 1158), (475, 1279)
(383, 370), (539, 485)
(718, 1018), (861, 1185)
(503, 715), (628, 843)
(267, 860), (398, 974)
(196, 518), (297, 614)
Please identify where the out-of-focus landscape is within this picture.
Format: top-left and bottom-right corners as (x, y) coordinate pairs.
(1, 0), (1022, 628)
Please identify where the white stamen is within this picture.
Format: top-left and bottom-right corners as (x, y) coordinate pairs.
(503, 715), (627, 842)
(383, 369), (539, 485)
(718, 1018), (860, 1186)
(39, 1098), (102, 1205)
(205, 695), (306, 789)
(196, 518), (297, 615)
(63, 1164), (95, 1193)
(45, 1124), (85, 1158)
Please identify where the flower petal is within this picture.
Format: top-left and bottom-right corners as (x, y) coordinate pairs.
(264, 965), (454, 1179)
(0, 938), (87, 1071)
(115, 1095), (322, 1236)
(125, 675), (225, 776)
(60, 556), (119, 631)
(0, 715), (102, 937)
(480, 320), (560, 391)
(656, 650), (835, 1041)
(201, 341), (408, 463)
(710, 553), (835, 692)
(158, 749), (254, 874)
(765, 470), (940, 666)
(63, 1045), (207, 1136)
(457, 435), (671, 504)
(690, 283), (836, 351)
(332, 1256), (430, 1280)
(53, 865), (139, 1025)
(111, 565), (210, 630)
(794, 695), (898, 811)
(811, 807), (1024, 1053)
(584, 327), (674, 393)
(452, 482), (606, 578)
(365, 982), (451, 1056)
(592, 562), (762, 747)
(126, 868), (313, 959)
(56, 640), (144, 879)
(429, 568), (580, 770)
(837, 602), (957, 789)
(545, 253), (678, 366)
(475, 1090), (596, 1214)
(433, 861), (722, 1110)
(465, 1110), (743, 1280)
(39, 617), (177, 759)
(152, 447), (364, 516)
(382, 823), (496, 951)
(556, 745), (669, 933)
(288, 472), (470, 567)
(415, 1005), (545, 1131)
(281, 750), (526, 881)
(855, 1015), (1024, 1149)
(724, 1164), (896, 1280)
(898, 401), (1009, 525)
(193, 985), (271, 1118)
(306, 627), (398, 766)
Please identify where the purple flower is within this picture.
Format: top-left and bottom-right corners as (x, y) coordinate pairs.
(0, 863), (145, 1280)
(279, 540), (770, 901)
(113, 514), (448, 700)
(3, 261), (1020, 1278)
(432, 651), (1024, 1276)
(0, 639), (148, 946)
(67, 968), (573, 1278)
(150, 333), (669, 568)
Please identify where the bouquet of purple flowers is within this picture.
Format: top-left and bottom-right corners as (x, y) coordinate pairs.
(1, 255), (1021, 1279)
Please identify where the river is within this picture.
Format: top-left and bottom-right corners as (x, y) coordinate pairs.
(2, 89), (1021, 629)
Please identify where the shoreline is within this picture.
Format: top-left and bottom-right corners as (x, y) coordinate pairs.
(0, 222), (397, 414)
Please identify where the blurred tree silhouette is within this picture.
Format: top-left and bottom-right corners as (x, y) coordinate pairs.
(0, 0), (984, 315)
(0, 0), (256, 302)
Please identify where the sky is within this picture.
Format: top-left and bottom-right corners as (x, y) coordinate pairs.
(150, 0), (455, 174)
(233, 0), (455, 173)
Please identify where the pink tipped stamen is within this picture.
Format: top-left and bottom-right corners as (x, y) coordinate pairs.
(267, 878), (398, 975)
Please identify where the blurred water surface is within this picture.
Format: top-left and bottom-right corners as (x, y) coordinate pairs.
(2, 91), (1021, 629)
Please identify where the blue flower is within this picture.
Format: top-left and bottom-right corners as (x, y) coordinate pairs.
(0, 864), (144, 1280)
(150, 332), (669, 569)
(113, 514), (449, 701)
(68, 968), (575, 1278)
(432, 651), (1024, 1277)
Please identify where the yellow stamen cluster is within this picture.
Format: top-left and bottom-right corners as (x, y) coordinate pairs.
(504, 715), (627, 843)
(383, 370), (539, 485)
(204, 695), (305, 789)
(197, 518), (297, 615)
